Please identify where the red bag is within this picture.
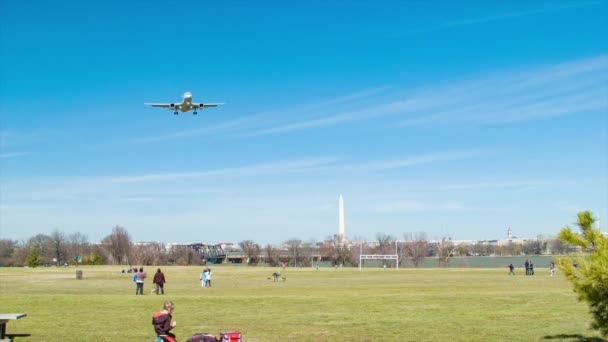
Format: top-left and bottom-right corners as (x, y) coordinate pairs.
(219, 331), (242, 342)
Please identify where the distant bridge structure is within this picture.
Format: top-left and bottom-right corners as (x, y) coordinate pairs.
(188, 243), (226, 264)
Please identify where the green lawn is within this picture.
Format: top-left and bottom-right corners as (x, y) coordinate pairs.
(0, 265), (604, 341)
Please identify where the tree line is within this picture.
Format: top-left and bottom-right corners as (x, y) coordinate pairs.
(0, 226), (569, 268)
(0, 226), (204, 267)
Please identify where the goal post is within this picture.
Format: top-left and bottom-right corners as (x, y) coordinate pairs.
(359, 240), (399, 270)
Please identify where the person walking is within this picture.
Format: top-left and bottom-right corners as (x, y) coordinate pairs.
(136, 267), (147, 295)
(549, 261), (556, 276)
(524, 259), (530, 276)
(153, 268), (166, 295)
(508, 263), (515, 275)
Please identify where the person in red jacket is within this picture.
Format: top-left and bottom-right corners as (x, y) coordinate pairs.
(153, 300), (177, 341)
(153, 268), (166, 295)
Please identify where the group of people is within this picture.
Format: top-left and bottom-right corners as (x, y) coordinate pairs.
(508, 260), (557, 276)
(524, 259), (535, 276)
(200, 267), (213, 288)
(130, 266), (217, 294)
(131, 267), (167, 295)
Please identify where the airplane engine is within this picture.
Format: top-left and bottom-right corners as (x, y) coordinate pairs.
(170, 103), (175, 108)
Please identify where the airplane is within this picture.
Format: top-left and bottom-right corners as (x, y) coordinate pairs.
(144, 92), (224, 115)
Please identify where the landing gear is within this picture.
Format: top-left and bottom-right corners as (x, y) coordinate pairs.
(174, 111), (178, 115)
(193, 111), (198, 115)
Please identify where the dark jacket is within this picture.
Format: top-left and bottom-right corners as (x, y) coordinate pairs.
(153, 272), (166, 285)
(152, 311), (173, 335)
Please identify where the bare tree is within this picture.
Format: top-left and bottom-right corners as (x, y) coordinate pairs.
(374, 233), (396, 255)
(547, 238), (568, 254)
(285, 239), (303, 267)
(497, 242), (523, 256)
(320, 235), (351, 266)
(0, 239), (19, 266)
(67, 232), (90, 264)
(239, 240), (261, 265)
(301, 239), (317, 267)
(102, 226), (132, 265)
(50, 229), (68, 265)
(522, 240), (543, 255)
(89, 244), (110, 265)
(470, 242), (496, 256)
(264, 244), (280, 267)
(26, 234), (54, 264)
(166, 245), (200, 266)
(436, 237), (457, 267)
(402, 232), (429, 268)
(132, 243), (164, 265)
(455, 243), (469, 256)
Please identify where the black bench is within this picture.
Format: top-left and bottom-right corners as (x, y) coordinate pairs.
(5, 333), (31, 340)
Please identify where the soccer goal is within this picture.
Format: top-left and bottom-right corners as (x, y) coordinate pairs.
(358, 241), (399, 270)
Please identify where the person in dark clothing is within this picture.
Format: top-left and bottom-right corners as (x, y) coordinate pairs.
(153, 268), (166, 295)
(524, 259), (530, 276)
(529, 262), (534, 275)
(508, 263), (515, 275)
(153, 300), (177, 341)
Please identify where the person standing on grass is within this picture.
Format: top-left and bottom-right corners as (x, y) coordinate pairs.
(200, 269), (207, 288)
(152, 300), (177, 342)
(206, 268), (212, 288)
(153, 268), (166, 295)
(524, 259), (530, 276)
(136, 267), (147, 295)
(508, 263), (515, 275)
(529, 262), (534, 276)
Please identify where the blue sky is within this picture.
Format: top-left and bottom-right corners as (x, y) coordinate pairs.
(1, 1), (607, 244)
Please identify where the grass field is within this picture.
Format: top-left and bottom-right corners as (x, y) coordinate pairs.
(0, 265), (604, 341)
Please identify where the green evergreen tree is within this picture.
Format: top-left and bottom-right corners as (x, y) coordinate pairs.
(27, 248), (41, 268)
(558, 211), (608, 336)
(86, 253), (103, 265)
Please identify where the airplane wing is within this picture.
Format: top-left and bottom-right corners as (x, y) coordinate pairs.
(194, 103), (225, 108)
(144, 103), (175, 109)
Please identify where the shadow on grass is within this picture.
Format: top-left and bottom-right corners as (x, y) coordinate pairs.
(543, 334), (606, 342)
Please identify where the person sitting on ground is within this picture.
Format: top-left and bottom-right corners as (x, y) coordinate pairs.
(153, 300), (177, 342)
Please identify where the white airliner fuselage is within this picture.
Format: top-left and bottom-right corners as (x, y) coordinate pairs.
(144, 92), (224, 115)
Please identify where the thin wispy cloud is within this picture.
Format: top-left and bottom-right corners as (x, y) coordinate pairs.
(0, 152), (27, 159)
(128, 56), (606, 142)
(397, 55), (608, 127)
(97, 157), (342, 184)
(130, 87), (389, 144)
(356, 149), (487, 171)
(249, 55), (607, 135)
(372, 200), (471, 213)
(407, 1), (602, 33)
(97, 148), (480, 184)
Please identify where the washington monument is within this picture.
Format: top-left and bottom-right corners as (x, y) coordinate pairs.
(338, 194), (345, 242)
